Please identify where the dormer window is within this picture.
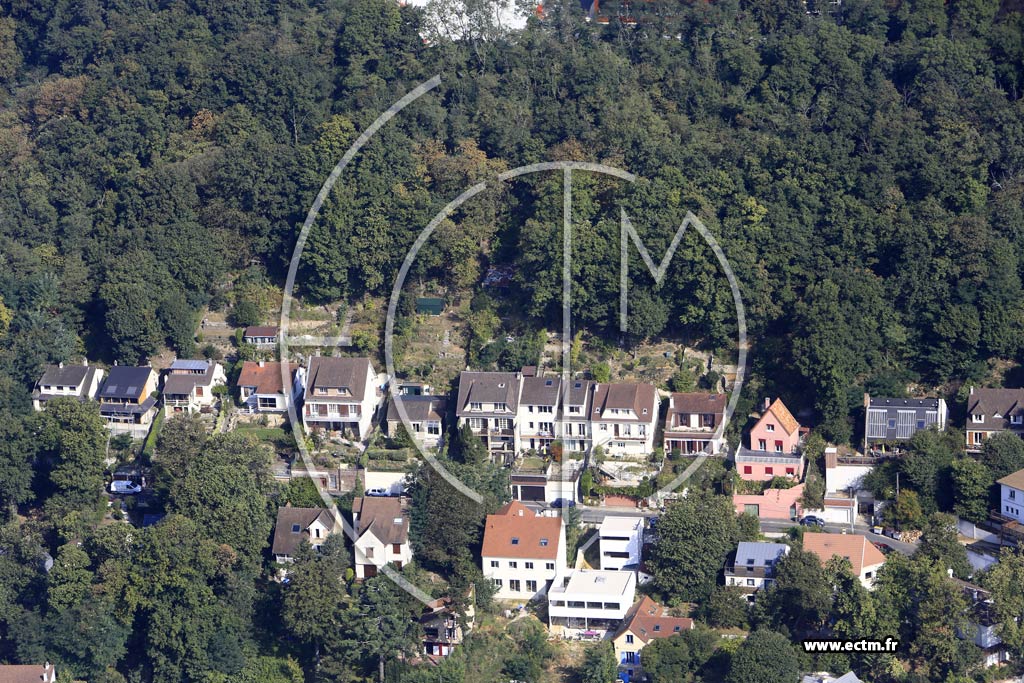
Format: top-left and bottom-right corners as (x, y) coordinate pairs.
(642, 408), (648, 415)
(470, 402), (482, 411)
(1013, 415), (1023, 425)
(511, 537), (519, 545)
(972, 414), (984, 424)
(291, 524), (301, 533)
(539, 538), (548, 546)
(766, 424), (775, 432)
(653, 625), (661, 632)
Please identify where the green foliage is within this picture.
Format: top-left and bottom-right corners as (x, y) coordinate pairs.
(36, 398), (107, 514)
(279, 477), (328, 509)
(726, 629), (799, 683)
(281, 536), (350, 653)
(592, 362), (612, 383)
(639, 626), (720, 683)
(702, 585), (750, 629)
(888, 490), (925, 530)
(950, 457), (992, 524)
(914, 513), (972, 579)
(979, 431), (1024, 481)
(648, 489), (740, 602)
(899, 427), (961, 513)
(761, 548), (832, 634)
(981, 547), (1024, 660)
(578, 641), (617, 683)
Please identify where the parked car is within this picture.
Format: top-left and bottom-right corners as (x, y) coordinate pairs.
(872, 541), (894, 555)
(110, 480), (143, 495)
(799, 515), (826, 528)
(551, 498), (576, 508)
(365, 488), (389, 497)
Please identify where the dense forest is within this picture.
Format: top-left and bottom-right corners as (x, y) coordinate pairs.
(3, 0), (1024, 681)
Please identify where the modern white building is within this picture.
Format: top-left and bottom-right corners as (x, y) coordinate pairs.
(559, 379), (594, 453)
(724, 542), (790, 600)
(481, 501), (566, 602)
(598, 517), (644, 570)
(997, 468), (1024, 525)
(548, 569), (637, 636)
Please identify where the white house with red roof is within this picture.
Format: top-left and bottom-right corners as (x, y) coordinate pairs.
(611, 595), (694, 679)
(481, 501), (566, 601)
(237, 361), (298, 414)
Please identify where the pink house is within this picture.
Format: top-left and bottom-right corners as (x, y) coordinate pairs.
(749, 398), (801, 454)
(733, 484), (804, 521)
(735, 450), (805, 481)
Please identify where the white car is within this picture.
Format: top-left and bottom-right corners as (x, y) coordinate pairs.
(365, 487), (389, 497)
(110, 480), (143, 495)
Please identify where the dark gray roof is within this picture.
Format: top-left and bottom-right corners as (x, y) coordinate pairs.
(592, 383), (658, 421)
(100, 367), (154, 401)
(33, 366), (102, 402)
(169, 359), (210, 372)
(865, 395), (945, 442)
(455, 371), (520, 416)
(386, 395), (446, 422)
(967, 388), (1024, 433)
(565, 380), (593, 408)
(520, 376), (561, 406)
(352, 496), (409, 545)
(307, 357), (372, 397)
(38, 363), (90, 387)
(99, 396), (157, 415)
(271, 507), (337, 557)
(163, 364), (218, 395)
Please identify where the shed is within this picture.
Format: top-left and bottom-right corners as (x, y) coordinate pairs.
(415, 297), (445, 316)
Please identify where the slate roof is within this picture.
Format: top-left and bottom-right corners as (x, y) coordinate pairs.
(37, 364), (90, 387)
(169, 359), (210, 372)
(307, 357), (372, 397)
(565, 380), (593, 408)
(520, 376), (561, 406)
(455, 371), (520, 416)
(352, 496), (409, 545)
(481, 501), (561, 560)
(99, 366), (154, 401)
(237, 361), (292, 395)
(592, 383), (658, 421)
(613, 595), (694, 644)
(734, 541), (790, 568)
(271, 507), (337, 557)
(803, 533), (885, 577)
(386, 395), (446, 422)
(967, 388), (1024, 432)
(665, 392), (726, 433)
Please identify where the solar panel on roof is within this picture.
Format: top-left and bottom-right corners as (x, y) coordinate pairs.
(126, 386), (138, 395)
(105, 385), (118, 394)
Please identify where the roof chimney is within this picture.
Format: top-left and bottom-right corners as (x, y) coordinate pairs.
(864, 392), (870, 408)
(518, 508), (524, 516)
(258, 360), (265, 368)
(763, 397), (771, 411)
(970, 386), (975, 395)
(58, 361), (63, 369)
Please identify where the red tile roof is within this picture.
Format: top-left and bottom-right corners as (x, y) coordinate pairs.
(615, 595), (694, 644)
(481, 501), (561, 560)
(803, 533), (886, 576)
(237, 361), (292, 395)
(765, 398), (800, 435)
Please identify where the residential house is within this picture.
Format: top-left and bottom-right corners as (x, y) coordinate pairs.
(590, 382), (659, 459)
(420, 589), (475, 658)
(749, 397), (801, 454)
(242, 325), (279, 347)
(803, 533), (886, 590)
(598, 516), (644, 570)
(455, 371), (522, 460)
(663, 392), (727, 455)
(952, 578), (1012, 668)
(966, 387), (1024, 452)
(863, 395), (947, 454)
(612, 595), (694, 679)
(518, 376), (561, 453)
(735, 447), (805, 482)
(352, 496), (412, 579)
(237, 360), (298, 414)
(822, 448), (879, 525)
(0, 663), (58, 683)
(31, 362), (105, 411)
(271, 506), (339, 564)
(481, 501), (566, 601)
(302, 356), (382, 439)
(162, 359), (226, 417)
(509, 459), (583, 506)
(724, 542), (790, 600)
(385, 394), (446, 450)
(801, 674), (863, 683)
(98, 366), (159, 437)
(548, 569), (637, 636)
(559, 379), (593, 454)
(996, 468), (1024, 528)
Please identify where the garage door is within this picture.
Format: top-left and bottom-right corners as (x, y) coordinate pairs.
(518, 486), (546, 502)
